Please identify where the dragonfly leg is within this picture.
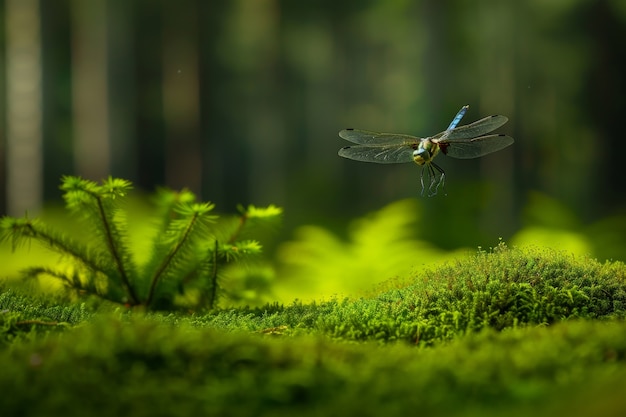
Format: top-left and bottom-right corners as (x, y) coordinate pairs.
(419, 166), (426, 196)
(420, 162), (446, 197)
(427, 162), (446, 197)
(426, 164), (438, 196)
(430, 163), (446, 196)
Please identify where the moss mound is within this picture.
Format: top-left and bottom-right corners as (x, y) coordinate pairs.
(199, 245), (626, 344)
(1, 245), (626, 416)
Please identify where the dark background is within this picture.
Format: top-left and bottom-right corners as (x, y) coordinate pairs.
(2, 0), (625, 259)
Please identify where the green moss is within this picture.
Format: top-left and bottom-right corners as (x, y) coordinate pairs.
(0, 288), (91, 345)
(1, 245), (626, 416)
(200, 244), (626, 344)
(1, 316), (626, 416)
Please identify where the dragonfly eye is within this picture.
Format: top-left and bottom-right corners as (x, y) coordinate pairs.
(413, 148), (429, 158)
(412, 148), (430, 165)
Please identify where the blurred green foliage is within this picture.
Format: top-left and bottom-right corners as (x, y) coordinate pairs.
(511, 191), (626, 261)
(276, 199), (463, 301)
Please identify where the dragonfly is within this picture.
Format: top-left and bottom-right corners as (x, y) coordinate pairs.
(337, 105), (514, 196)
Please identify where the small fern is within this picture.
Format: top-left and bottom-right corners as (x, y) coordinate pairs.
(0, 176), (282, 311)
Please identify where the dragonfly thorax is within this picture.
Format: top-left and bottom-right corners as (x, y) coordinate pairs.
(412, 139), (440, 166)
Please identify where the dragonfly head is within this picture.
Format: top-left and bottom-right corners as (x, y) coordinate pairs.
(413, 145), (434, 166)
(413, 140), (440, 166)
(412, 148), (427, 165)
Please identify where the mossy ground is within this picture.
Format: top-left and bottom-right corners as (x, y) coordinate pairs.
(1, 245), (626, 416)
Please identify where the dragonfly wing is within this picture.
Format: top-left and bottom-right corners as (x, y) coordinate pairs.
(338, 144), (416, 164)
(339, 128), (420, 145)
(437, 134), (514, 159)
(433, 115), (508, 140)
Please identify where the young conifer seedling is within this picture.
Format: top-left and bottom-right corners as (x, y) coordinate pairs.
(0, 176), (282, 311)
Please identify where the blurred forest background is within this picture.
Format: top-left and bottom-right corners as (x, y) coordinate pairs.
(1, 0), (626, 302)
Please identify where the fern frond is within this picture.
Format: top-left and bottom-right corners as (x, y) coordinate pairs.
(60, 176), (139, 304)
(219, 240), (263, 262)
(195, 205), (281, 308)
(1, 216), (103, 274)
(186, 239), (265, 309)
(1, 215), (36, 252)
(152, 187), (198, 234)
(21, 267), (123, 303)
(1, 217), (128, 302)
(241, 204), (283, 219)
(144, 202), (217, 307)
(227, 204), (283, 243)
